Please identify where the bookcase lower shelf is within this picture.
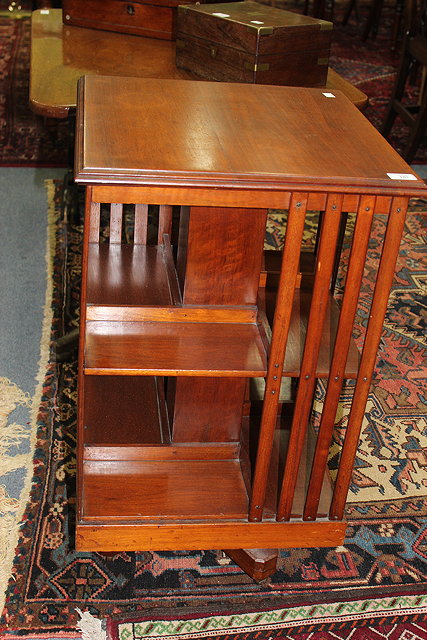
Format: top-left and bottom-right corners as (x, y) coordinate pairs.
(78, 404), (340, 550)
(76, 519), (347, 552)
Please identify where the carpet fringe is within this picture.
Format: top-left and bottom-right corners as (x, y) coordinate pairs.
(0, 377), (31, 462)
(0, 180), (57, 612)
(76, 608), (107, 640)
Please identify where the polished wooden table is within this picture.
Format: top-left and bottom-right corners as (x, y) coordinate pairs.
(74, 74), (425, 580)
(30, 8), (369, 118)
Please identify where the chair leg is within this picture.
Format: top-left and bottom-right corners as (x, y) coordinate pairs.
(342, 0), (357, 25)
(381, 53), (413, 137)
(403, 100), (427, 162)
(391, 0), (405, 51)
(362, 0), (384, 41)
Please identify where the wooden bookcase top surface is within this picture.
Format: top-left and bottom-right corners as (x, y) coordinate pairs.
(75, 75), (426, 196)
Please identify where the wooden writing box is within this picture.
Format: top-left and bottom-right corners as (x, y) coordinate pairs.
(62, 0), (200, 41)
(176, 1), (333, 85)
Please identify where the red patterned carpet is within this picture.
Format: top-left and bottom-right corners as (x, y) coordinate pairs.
(106, 605), (427, 640)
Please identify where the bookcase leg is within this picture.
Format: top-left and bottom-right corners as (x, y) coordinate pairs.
(224, 548), (279, 582)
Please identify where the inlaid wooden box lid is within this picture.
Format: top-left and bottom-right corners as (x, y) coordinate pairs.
(177, 1), (333, 54)
(175, 1), (332, 85)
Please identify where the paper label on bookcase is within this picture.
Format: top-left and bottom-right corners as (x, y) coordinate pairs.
(387, 173), (417, 180)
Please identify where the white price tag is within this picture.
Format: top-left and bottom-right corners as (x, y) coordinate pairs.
(322, 92), (336, 98)
(387, 173), (417, 180)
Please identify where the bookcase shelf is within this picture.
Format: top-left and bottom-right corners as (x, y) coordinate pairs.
(80, 459), (250, 521)
(84, 319), (268, 376)
(86, 243), (177, 307)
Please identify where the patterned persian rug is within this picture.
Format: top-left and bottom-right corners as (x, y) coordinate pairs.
(0, 181), (425, 637)
(105, 601), (427, 640)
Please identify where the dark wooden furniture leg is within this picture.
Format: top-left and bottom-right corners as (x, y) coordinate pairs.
(225, 549), (279, 582)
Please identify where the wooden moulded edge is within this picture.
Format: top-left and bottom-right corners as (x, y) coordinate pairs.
(75, 519), (347, 551)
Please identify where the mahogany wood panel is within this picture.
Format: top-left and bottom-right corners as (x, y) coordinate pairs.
(176, 204), (190, 294)
(169, 377), (247, 442)
(163, 235), (182, 304)
(81, 459), (249, 519)
(84, 442), (240, 461)
(75, 520), (347, 551)
(88, 201), (101, 242)
(30, 10), (368, 119)
(181, 207), (267, 305)
(84, 320), (267, 376)
(89, 187), (408, 215)
(158, 205), (173, 242)
(134, 204), (149, 244)
(83, 375), (169, 446)
(86, 306), (258, 323)
(109, 203), (123, 243)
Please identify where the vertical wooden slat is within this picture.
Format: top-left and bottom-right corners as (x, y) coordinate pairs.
(77, 187), (95, 521)
(109, 203), (123, 243)
(314, 209), (323, 257)
(276, 192), (343, 522)
(302, 195), (375, 522)
(88, 201), (101, 243)
(249, 193), (308, 522)
(329, 196), (409, 520)
(158, 205), (173, 244)
(134, 203), (149, 244)
(330, 211), (349, 292)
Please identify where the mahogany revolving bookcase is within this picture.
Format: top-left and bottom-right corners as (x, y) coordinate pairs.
(74, 75), (426, 581)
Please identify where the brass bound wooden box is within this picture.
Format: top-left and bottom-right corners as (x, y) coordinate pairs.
(175, 1), (333, 85)
(62, 0), (201, 41)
